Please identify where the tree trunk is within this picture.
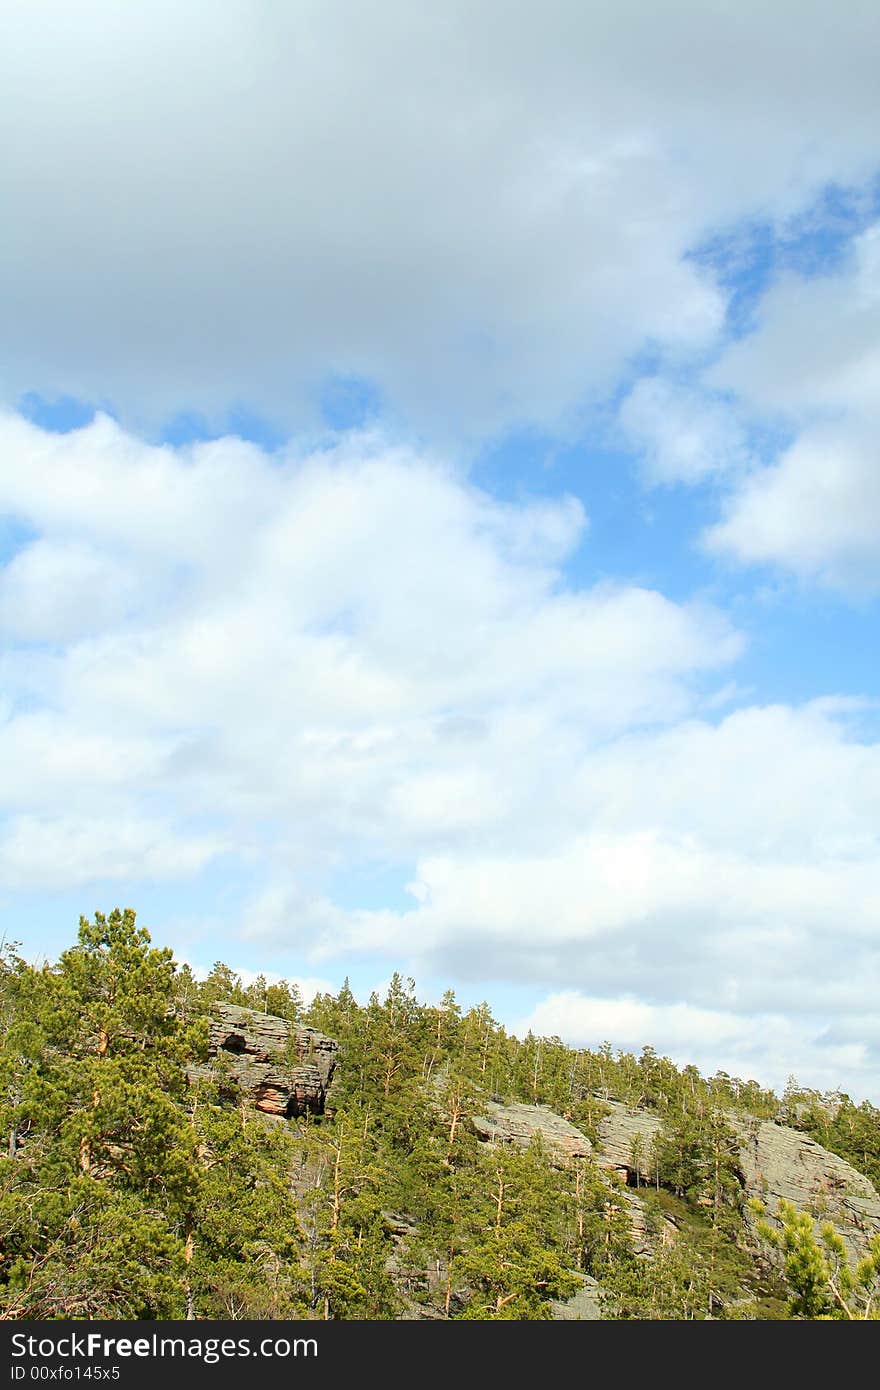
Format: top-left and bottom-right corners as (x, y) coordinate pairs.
(444, 1248), (455, 1316)
(184, 1226), (196, 1320)
(80, 1028), (110, 1173)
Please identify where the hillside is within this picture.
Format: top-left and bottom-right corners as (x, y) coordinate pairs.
(1, 910), (878, 1320)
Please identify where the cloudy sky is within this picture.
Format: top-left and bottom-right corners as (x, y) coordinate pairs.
(2, 1), (879, 1099)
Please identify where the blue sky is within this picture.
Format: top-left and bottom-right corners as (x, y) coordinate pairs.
(1, 2), (880, 1099)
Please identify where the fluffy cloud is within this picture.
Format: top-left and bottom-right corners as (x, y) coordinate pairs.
(618, 378), (751, 485)
(702, 220), (880, 589)
(709, 222), (880, 419)
(295, 698), (880, 1095)
(612, 218), (880, 591)
(3, 3), (879, 435)
(1, 411), (878, 1093)
(313, 812), (880, 1017)
(0, 410), (736, 866)
(704, 422), (880, 589)
(0, 814), (222, 892)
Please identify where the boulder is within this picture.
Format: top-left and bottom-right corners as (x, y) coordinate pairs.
(193, 1001), (339, 1118)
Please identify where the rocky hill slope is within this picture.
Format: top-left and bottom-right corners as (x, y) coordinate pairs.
(198, 1001), (880, 1317)
(596, 1097), (880, 1263)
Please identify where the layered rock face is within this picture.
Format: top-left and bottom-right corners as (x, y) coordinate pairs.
(456, 1090), (880, 1286)
(596, 1098), (880, 1262)
(470, 1102), (593, 1163)
(195, 1002), (339, 1118)
(467, 1101), (599, 1320)
(738, 1117), (880, 1262)
(595, 1100), (661, 1176)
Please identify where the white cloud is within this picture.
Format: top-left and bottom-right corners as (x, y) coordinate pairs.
(618, 378), (751, 485)
(297, 699), (880, 1095)
(701, 220), (880, 589)
(0, 412), (878, 1093)
(316, 824), (880, 990)
(576, 699), (880, 860)
(0, 410), (736, 873)
(0, 814), (222, 892)
(3, 3), (879, 435)
(704, 421), (880, 590)
(0, 540), (139, 642)
(709, 222), (880, 418)
(521, 993), (751, 1052)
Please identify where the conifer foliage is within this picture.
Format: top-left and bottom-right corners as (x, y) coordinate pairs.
(0, 910), (878, 1320)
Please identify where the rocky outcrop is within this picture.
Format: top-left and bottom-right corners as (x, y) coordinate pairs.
(738, 1117), (880, 1262)
(193, 1002), (339, 1118)
(463, 1093), (880, 1274)
(595, 1098), (880, 1262)
(595, 1100), (661, 1179)
(470, 1102), (593, 1163)
(618, 1187), (657, 1257)
(470, 1101), (663, 1260)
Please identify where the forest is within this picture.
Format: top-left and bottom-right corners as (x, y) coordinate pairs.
(1, 909), (878, 1321)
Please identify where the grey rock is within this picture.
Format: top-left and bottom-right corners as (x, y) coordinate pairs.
(596, 1097), (880, 1262)
(470, 1100), (659, 1265)
(739, 1117), (880, 1262)
(470, 1102), (593, 1163)
(617, 1187), (656, 1258)
(595, 1100), (661, 1180)
(192, 1002), (339, 1118)
(550, 1275), (605, 1320)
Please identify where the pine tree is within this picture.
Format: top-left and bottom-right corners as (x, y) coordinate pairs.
(454, 1138), (580, 1319)
(0, 910), (204, 1317)
(185, 1084), (307, 1319)
(300, 1109), (398, 1319)
(751, 1198), (880, 1319)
